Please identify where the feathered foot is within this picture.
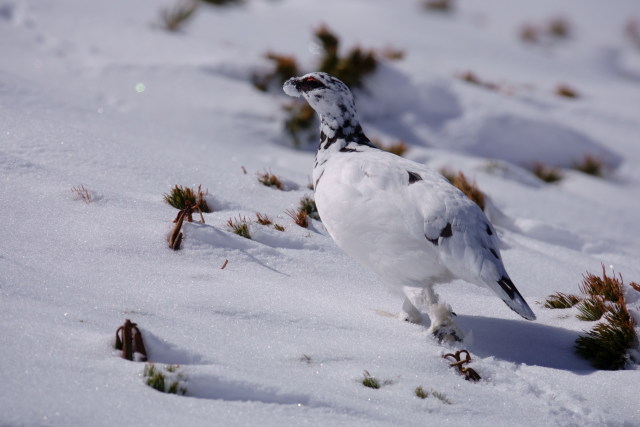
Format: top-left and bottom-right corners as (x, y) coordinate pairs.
(427, 304), (464, 343)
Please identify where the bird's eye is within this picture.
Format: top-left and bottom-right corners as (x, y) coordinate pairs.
(297, 75), (325, 92)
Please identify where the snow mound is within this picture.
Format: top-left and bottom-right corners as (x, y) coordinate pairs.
(445, 114), (622, 168)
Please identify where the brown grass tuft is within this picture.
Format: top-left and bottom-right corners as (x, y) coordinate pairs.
(573, 154), (603, 177)
(283, 102), (316, 147)
(579, 266), (625, 304)
(519, 24), (539, 43)
(380, 47), (405, 61)
(299, 195), (320, 221)
(544, 292), (582, 309)
(252, 53), (300, 91)
(459, 71), (482, 85)
(575, 303), (637, 370)
(519, 17), (571, 44)
(555, 84), (579, 99)
(265, 26), (389, 147)
(440, 169), (485, 210)
(161, 0), (198, 32)
(200, 0), (242, 6)
(255, 213), (273, 226)
(573, 266), (639, 369)
(285, 208), (308, 228)
(372, 138), (409, 157)
(415, 386), (428, 399)
(361, 371), (380, 389)
(548, 17), (571, 38)
(531, 162), (563, 183)
(227, 216), (251, 239)
(164, 185), (211, 213)
(545, 265), (639, 369)
(423, 0), (453, 12)
(71, 185), (92, 204)
(315, 25), (378, 89)
(438, 167), (457, 183)
(457, 71), (503, 93)
(626, 19), (640, 49)
(257, 170), (284, 190)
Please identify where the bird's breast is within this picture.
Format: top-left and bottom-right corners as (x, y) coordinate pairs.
(315, 158), (452, 289)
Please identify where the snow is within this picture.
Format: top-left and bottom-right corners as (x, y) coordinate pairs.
(1, 0), (640, 425)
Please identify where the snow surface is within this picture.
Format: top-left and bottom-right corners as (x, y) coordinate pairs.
(2, 0), (640, 425)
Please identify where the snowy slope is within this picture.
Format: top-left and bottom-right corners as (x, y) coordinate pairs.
(1, 0), (640, 425)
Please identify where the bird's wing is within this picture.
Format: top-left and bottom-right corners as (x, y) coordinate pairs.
(360, 152), (536, 320)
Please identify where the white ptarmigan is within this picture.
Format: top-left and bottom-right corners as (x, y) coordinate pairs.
(283, 72), (535, 341)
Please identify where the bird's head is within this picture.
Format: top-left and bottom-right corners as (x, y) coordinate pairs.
(283, 72), (357, 128)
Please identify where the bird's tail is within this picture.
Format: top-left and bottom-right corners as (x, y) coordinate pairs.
(491, 276), (536, 320)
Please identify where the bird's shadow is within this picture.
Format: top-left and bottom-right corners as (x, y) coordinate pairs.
(455, 314), (595, 374)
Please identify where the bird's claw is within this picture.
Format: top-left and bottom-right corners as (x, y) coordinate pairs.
(431, 324), (464, 343)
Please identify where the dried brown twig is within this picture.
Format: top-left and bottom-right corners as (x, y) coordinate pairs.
(443, 350), (481, 382)
(171, 200), (205, 224)
(71, 185), (92, 204)
(168, 200), (205, 250)
(115, 319), (148, 361)
(168, 209), (186, 250)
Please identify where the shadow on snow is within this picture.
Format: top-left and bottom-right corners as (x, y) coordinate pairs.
(457, 314), (595, 373)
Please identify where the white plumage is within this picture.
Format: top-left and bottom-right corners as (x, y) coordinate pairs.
(284, 72), (535, 341)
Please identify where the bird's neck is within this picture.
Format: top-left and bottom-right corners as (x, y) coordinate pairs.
(318, 116), (370, 149)
(312, 115), (376, 191)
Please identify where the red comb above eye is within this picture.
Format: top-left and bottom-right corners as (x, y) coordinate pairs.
(304, 77), (317, 82)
